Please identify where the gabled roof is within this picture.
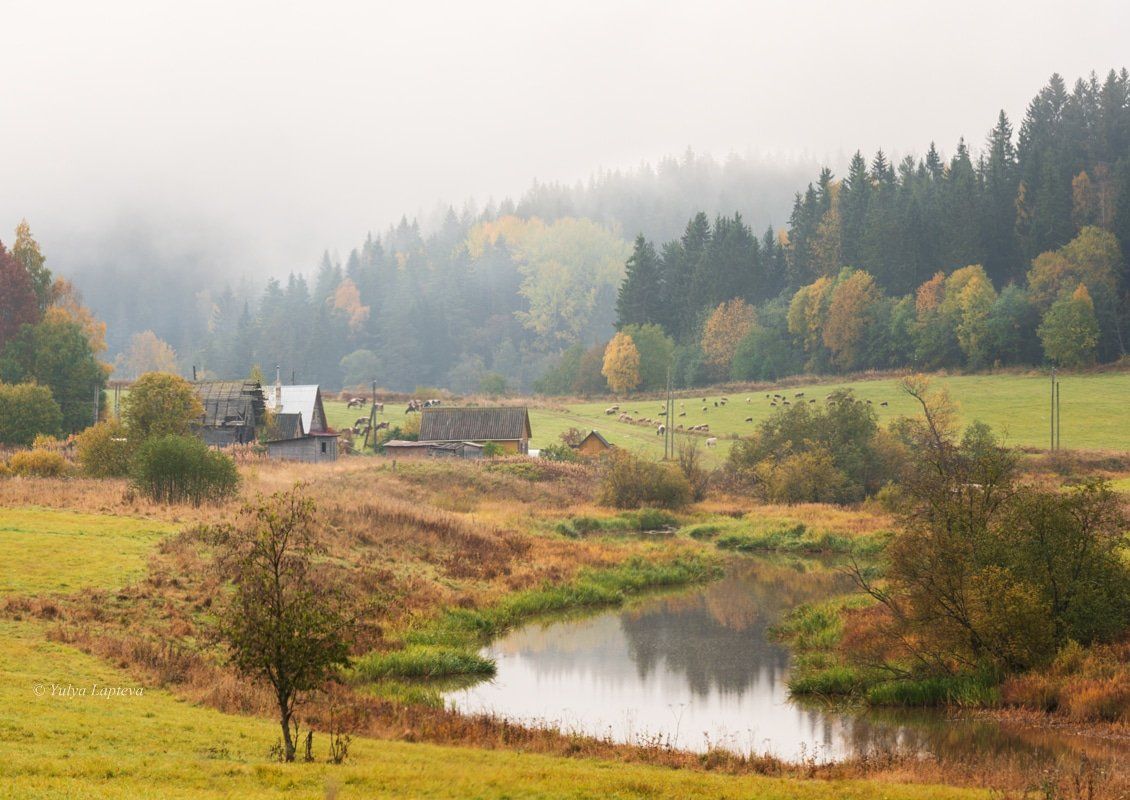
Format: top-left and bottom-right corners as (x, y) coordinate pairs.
(195, 381), (266, 428)
(266, 385), (329, 434)
(576, 430), (612, 448)
(273, 412), (304, 440)
(418, 406), (531, 443)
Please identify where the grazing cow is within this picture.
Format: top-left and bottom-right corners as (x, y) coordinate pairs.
(656, 425), (665, 435)
(702, 406), (708, 412)
(795, 392), (805, 398)
(866, 399), (873, 405)
(354, 416), (369, 427)
(782, 400), (790, 405)
(678, 411), (686, 417)
(880, 401), (888, 407)
(374, 421), (390, 431)
(770, 402), (777, 407)
(745, 417), (753, 422)
(605, 406), (617, 415)
(705, 437), (718, 447)
(676, 424), (684, 430)
(346, 397), (365, 409)
(809, 399), (816, 404)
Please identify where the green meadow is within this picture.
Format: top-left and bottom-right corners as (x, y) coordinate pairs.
(327, 371), (1130, 462)
(0, 509), (176, 595)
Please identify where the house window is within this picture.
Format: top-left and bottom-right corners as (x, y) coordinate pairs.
(320, 441), (327, 454)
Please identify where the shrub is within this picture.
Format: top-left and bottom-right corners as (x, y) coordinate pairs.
(0, 383), (62, 446)
(539, 443), (579, 462)
(481, 442), (504, 458)
(130, 434), (240, 504)
(8, 448), (69, 477)
(597, 449), (691, 509)
(727, 390), (900, 504)
(675, 436), (710, 501)
(75, 419), (133, 477)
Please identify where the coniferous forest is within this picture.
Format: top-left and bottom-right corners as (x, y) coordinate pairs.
(75, 70), (1130, 394)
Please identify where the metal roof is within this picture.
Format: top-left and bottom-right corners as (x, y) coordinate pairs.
(266, 385), (327, 434)
(418, 406), (531, 443)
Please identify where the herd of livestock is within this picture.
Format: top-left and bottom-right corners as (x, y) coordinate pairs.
(604, 390), (890, 447)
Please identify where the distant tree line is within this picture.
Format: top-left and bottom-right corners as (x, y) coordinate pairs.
(70, 152), (808, 393)
(576, 69), (1130, 393)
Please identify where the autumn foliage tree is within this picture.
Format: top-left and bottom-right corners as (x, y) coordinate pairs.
(0, 241), (39, 350)
(120, 330), (179, 378)
(701, 298), (756, 372)
(1038, 284), (1100, 367)
(601, 331), (640, 394)
(823, 269), (880, 370)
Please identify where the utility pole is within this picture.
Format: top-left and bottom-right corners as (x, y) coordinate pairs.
(659, 366), (668, 458)
(1049, 368), (1062, 451)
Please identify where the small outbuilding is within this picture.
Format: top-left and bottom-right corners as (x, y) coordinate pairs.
(572, 430), (614, 457)
(264, 383), (339, 463)
(418, 406), (532, 454)
(193, 381), (267, 447)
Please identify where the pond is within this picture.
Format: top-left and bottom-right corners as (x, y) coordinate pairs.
(445, 557), (1126, 764)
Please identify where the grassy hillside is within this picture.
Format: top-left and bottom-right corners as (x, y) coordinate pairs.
(327, 371), (1130, 462)
(0, 489), (981, 800)
(0, 510), (175, 595)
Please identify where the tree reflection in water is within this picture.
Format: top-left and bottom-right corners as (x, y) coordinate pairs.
(446, 556), (1127, 765)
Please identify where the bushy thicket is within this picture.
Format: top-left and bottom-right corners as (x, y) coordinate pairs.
(7, 447), (69, 477)
(727, 390), (901, 504)
(854, 378), (1130, 673)
(75, 419), (132, 477)
(130, 434), (239, 505)
(597, 449), (691, 509)
(0, 382), (61, 446)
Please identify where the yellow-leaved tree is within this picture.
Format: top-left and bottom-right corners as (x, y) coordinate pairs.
(701, 298), (757, 372)
(602, 332), (640, 395)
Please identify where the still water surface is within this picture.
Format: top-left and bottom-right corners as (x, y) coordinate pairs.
(446, 557), (1123, 763)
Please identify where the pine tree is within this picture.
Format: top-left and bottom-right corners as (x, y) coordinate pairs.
(616, 235), (661, 328)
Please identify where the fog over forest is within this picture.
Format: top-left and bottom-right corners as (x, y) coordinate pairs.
(3, 1), (1128, 388)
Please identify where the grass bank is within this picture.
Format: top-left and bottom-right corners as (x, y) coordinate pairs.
(682, 513), (890, 557)
(355, 555), (721, 685)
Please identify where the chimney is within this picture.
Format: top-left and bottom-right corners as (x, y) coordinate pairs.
(274, 364), (282, 409)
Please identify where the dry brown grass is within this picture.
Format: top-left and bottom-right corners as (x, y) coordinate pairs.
(3, 456), (1126, 797)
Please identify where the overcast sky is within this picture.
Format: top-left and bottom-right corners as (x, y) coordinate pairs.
(2, 0), (1128, 276)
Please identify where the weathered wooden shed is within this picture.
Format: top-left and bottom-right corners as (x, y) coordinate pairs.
(192, 381), (267, 447)
(418, 407), (531, 454)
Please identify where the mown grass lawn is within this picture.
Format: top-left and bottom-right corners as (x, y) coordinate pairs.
(0, 619), (985, 799)
(0, 509), (176, 595)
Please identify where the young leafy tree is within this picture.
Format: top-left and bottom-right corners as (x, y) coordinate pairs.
(122, 371), (203, 442)
(216, 487), (351, 762)
(121, 330), (179, 378)
(601, 332), (640, 395)
(1038, 283), (1100, 367)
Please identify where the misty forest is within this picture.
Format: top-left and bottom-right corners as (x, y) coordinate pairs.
(50, 69), (1130, 395)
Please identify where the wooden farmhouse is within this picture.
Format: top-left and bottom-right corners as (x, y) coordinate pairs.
(572, 430), (613, 457)
(264, 383), (339, 462)
(417, 407), (532, 454)
(192, 381), (267, 446)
